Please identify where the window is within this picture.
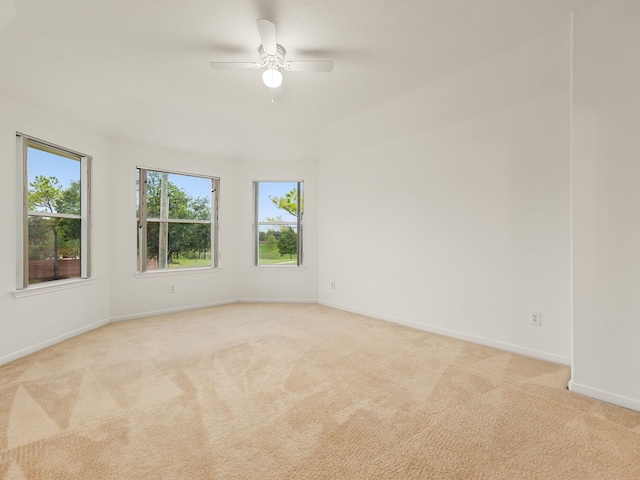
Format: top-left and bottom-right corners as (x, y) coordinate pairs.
(254, 181), (304, 266)
(137, 168), (219, 271)
(16, 134), (91, 289)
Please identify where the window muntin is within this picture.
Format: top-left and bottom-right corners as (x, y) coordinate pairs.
(137, 168), (219, 271)
(254, 181), (304, 266)
(17, 134), (91, 288)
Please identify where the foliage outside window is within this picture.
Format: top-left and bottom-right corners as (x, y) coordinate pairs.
(16, 134), (91, 288)
(137, 168), (219, 271)
(254, 181), (303, 266)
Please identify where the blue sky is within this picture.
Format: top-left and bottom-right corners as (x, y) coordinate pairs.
(29, 147), (214, 202)
(167, 178), (300, 221)
(29, 148), (300, 221)
(166, 173), (211, 202)
(28, 147), (79, 189)
(258, 181), (299, 222)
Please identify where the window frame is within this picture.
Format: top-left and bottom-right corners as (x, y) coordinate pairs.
(16, 133), (92, 290)
(253, 180), (304, 267)
(137, 167), (220, 272)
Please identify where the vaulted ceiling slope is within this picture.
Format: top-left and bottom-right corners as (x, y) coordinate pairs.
(0, 0), (597, 161)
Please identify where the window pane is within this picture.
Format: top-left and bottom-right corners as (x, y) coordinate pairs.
(257, 181), (299, 223)
(137, 168), (218, 272)
(255, 181), (303, 266)
(28, 216), (81, 284)
(28, 146), (81, 215)
(258, 225), (298, 265)
(144, 222), (211, 270)
(18, 135), (90, 290)
(145, 171), (211, 221)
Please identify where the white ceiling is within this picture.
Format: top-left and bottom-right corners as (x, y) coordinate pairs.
(0, 0), (597, 161)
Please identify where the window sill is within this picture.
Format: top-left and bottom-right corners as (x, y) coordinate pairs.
(251, 265), (307, 271)
(134, 267), (223, 278)
(13, 278), (96, 298)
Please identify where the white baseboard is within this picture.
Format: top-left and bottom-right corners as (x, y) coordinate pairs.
(236, 298), (318, 304)
(3, 299), (573, 374)
(2, 299), (315, 365)
(0, 317), (110, 366)
(569, 380), (640, 412)
(319, 300), (571, 366)
(109, 299), (238, 322)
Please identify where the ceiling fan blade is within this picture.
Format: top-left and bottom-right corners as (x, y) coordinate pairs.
(209, 62), (261, 70)
(286, 60), (334, 73)
(257, 19), (277, 55)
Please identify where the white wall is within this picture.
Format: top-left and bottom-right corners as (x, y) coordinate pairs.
(318, 29), (572, 363)
(2, 1), (638, 414)
(107, 140), (319, 321)
(0, 100), (319, 362)
(0, 91), (111, 363)
(107, 139), (240, 321)
(571, 0), (640, 410)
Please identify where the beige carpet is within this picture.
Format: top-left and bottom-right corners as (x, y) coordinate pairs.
(1, 303), (639, 479)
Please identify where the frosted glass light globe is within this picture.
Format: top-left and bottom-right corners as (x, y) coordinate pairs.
(262, 68), (283, 88)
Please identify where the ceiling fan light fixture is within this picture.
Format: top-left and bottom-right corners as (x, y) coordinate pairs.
(262, 68), (283, 88)
(209, 19), (333, 94)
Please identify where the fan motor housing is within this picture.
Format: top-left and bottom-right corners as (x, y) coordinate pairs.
(259, 44), (285, 69)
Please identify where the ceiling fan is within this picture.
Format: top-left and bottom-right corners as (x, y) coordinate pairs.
(209, 19), (333, 90)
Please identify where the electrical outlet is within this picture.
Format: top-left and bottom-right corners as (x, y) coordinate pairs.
(170, 285), (176, 293)
(331, 281), (336, 290)
(530, 312), (541, 326)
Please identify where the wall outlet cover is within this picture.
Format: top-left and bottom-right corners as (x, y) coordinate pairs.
(530, 312), (541, 326)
